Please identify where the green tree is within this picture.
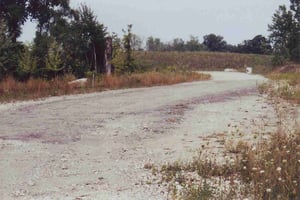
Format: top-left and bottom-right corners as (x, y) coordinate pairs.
(17, 42), (37, 80)
(67, 4), (107, 75)
(122, 24), (136, 73)
(290, 0), (300, 22)
(0, 0), (27, 42)
(269, 6), (295, 59)
(0, 0), (71, 42)
(146, 36), (164, 51)
(27, 0), (71, 34)
(269, 2), (300, 63)
(45, 39), (64, 77)
(172, 38), (185, 51)
(203, 34), (227, 52)
(186, 36), (203, 51)
(238, 35), (272, 55)
(290, 0), (300, 62)
(0, 19), (20, 79)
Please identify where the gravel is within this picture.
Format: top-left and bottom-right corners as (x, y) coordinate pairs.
(0, 72), (282, 200)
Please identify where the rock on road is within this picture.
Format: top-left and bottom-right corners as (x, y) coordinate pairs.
(0, 72), (277, 199)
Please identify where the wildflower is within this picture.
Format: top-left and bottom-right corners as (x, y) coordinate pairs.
(278, 177), (282, 181)
(276, 167), (282, 172)
(260, 170), (265, 174)
(286, 150), (290, 154)
(298, 160), (300, 163)
(282, 159), (287, 163)
(252, 167), (258, 172)
(266, 188), (272, 193)
(243, 166), (247, 170)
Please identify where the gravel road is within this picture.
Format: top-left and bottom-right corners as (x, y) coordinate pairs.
(0, 72), (281, 199)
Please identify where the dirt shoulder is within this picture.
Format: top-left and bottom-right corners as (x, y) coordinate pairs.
(0, 72), (288, 200)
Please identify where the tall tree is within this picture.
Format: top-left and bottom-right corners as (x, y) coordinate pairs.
(28, 0), (70, 34)
(122, 24), (135, 73)
(290, 0), (300, 22)
(269, 6), (295, 58)
(146, 36), (163, 51)
(172, 38), (185, 51)
(67, 4), (107, 75)
(238, 35), (272, 55)
(0, 19), (22, 79)
(186, 36), (203, 51)
(203, 34), (227, 52)
(0, 0), (71, 41)
(0, 0), (27, 42)
(269, 2), (300, 63)
(0, 20), (18, 79)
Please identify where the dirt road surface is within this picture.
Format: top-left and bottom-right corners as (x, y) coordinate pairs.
(0, 72), (283, 199)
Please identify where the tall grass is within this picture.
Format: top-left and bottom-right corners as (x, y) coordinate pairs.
(0, 71), (210, 103)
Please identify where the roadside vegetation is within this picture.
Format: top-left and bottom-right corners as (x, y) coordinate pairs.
(146, 125), (300, 200)
(141, 1), (300, 197)
(259, 65), (300, 104)
(0, 71), (210, 103)
(0, 0), (299, 104)
(143, 64), (299, 200)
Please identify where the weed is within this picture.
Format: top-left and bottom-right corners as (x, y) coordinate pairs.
(261, 72), (300, 103)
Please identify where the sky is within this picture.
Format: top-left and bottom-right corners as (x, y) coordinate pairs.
(20, 0), (290, 45)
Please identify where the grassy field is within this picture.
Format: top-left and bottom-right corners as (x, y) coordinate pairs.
(135, 51), (273, 74)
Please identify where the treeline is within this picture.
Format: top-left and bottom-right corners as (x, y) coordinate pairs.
(0, 0), (135, 81)
(145, 34), (272, 55)
(140, 0), (300, 65)
(0, 0), (299, 81)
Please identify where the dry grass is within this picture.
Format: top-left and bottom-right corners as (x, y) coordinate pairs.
(135, 51), (273, 74)
(144, 70), (300, 200)
(259, 71), (300, 104)
(146, 127), (300, 200)
(0, 71), (210, 103)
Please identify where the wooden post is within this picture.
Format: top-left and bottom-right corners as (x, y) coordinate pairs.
(105, 37), (113, 75)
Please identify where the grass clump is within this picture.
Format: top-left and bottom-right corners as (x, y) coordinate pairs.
(259, 72), (300, 103)
(148, 129), (300, 200)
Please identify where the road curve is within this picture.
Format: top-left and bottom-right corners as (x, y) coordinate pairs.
(0, 72), (276, 199)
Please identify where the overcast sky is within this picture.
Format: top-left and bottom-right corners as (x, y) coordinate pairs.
(20, 0), (290, 45)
